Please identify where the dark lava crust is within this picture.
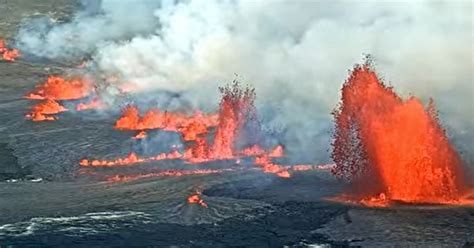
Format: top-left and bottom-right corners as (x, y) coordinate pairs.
(0, 201), (349, 247)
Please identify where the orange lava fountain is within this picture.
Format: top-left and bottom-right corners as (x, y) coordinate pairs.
(0, 39), (20, 62)
(331, 60), (471, 206)
(210, 81), (256, 159)
(106, 168), (234, 183)
(254, 155), (290, 178)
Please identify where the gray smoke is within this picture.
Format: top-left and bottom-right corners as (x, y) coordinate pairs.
(16, 0), (474, 164)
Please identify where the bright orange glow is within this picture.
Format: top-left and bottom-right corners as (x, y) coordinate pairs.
(187, 191), (208, 208)
(331, 60), (471, 206)
(180, 121), (210, 162)
(114, 105), (219, 132)
(292, 164), (335, 171)
(241, 144), (266, 156)
(210, 81), (256, 159)
(25, 99), (67, 122)
(255, 155), (290, 178)
(106, 168), (233, 183)
(25, 76), (93, 101)
(79, 150), (182, 167)
(76, 98), (105, 111)
(0, 39), (20, 62)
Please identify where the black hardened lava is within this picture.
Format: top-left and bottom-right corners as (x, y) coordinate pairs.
(0, 202), (349, 247)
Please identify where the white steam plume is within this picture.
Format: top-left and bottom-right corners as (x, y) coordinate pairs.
(16, 0), (473, 164)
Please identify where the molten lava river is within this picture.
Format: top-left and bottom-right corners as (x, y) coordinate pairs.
(0, 56), (472, 247)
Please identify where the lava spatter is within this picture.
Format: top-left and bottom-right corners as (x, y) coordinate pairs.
(210, 80), (256, 159)
(331, 59), (471, 206)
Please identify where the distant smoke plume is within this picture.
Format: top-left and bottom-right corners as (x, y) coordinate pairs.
(16, 0), (473, 164)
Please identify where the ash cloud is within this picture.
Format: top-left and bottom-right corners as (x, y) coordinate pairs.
(16, 0), (474, 164)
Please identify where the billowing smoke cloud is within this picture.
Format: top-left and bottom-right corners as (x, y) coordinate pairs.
(16, 0), (473, 164)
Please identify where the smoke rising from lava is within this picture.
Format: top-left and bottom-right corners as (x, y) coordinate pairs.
(15, 0), (474, 165)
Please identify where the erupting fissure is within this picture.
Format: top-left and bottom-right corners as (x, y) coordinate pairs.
(81, 81), (296, 179)
(330, 59), (471, 206)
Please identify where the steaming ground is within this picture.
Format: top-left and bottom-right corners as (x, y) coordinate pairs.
(1, 1), (474, 247)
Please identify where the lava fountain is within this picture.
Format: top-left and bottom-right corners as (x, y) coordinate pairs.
(331, 60), (471, 206)
(210, 80), (256, 159)
(114, 105), (219, 132)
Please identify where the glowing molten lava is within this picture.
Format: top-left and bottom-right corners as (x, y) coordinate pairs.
(331, 61), (470, 206)
(106, 168), (233, 183)
(210, 81), (256, 159)
(255, 155), (290, 178)
(114, 105), (218, 132)
(178, 81), (263, 163)
(0, 39), (20, 62)
(180, 121), (210, 162)
(80, 151), (182, 167)
(187, 191), (208, 208)
(25, 99), (68, 122)
(25, 76), (93, 101)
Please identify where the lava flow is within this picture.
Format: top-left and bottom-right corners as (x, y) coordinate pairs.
(79, 151), (182, 167)
(25, 99), (68, 122)
(330, 60), (471, 207)
(25, 76), (93, 100)
(114, 105), (219, 132)
(24, 75), (96, 121)
(0, 39), (20, 62)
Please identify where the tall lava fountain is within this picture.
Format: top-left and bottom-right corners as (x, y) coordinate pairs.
(331, 59), (470, 206)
